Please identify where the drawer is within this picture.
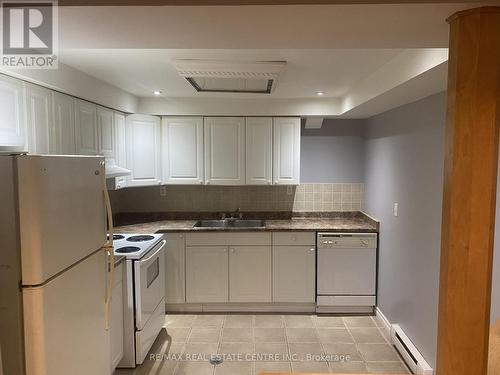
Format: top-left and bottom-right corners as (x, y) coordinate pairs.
(272, 232), (315, 246)
(186, 232), (271, 246)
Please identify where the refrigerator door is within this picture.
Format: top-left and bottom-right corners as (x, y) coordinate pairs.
(16, 155), (107, 286)
(22, 250), (110, 375)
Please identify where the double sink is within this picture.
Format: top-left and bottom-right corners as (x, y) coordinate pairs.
(193, 219), (266, 229)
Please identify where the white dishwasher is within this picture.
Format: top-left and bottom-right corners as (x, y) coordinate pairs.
(316, 232), (377, 314)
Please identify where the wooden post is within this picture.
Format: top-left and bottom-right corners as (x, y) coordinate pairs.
(437, 6), (500, 375)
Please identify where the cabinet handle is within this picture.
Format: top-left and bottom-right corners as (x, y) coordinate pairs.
(206, 181), (210, 185)
(275, 180), (278, 184)
(199, 180), (203, 184)
(309, 248), (315, 252)
(179, 234), (183, 239)
(229, 248), (235, 253)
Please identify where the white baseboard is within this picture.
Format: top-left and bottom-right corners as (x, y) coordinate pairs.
(376, 307), (434, 375)
(375, 306), (392, 336)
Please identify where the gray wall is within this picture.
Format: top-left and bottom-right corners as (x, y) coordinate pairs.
(364, 92), (446, 367)
(301, 119), (365, 183)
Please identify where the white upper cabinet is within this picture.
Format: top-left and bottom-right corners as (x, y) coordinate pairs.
(162, 117), (204, 185)
(246, 117), (273, 185)
(0, 74), (26, 151)
(75, 99), (98, 155)
(204, 117), (245, 185)
(114, 112), (126, 168)
(52, 92), (76, 155)
(273, 117), (301, 185)
(125, 114), (161, 186)
(97, 106), (115, 160)
(25, 84), (53, 154)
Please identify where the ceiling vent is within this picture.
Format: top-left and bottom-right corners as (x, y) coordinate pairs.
(173, 60), (286, 94)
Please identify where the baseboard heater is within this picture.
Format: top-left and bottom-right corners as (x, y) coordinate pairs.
(390, 324), (434, 375)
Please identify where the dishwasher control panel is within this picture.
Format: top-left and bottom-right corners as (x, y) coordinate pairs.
(317, 233), (377, 249)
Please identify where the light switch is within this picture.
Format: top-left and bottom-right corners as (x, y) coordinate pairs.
(393, 203), (399, 217)
(159, 186), (167, 197)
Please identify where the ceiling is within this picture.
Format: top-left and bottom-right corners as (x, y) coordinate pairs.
(59, 49), (403, 99)
(18, 2), (493, 117)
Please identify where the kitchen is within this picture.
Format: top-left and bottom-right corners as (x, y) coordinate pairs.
(0, 2), (499, 375)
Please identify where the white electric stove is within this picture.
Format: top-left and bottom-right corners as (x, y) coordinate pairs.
(112, 233), (166, 367)
(112, 233), (165, 259)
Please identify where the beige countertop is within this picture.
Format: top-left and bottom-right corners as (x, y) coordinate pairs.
(114, 216), (378, 234)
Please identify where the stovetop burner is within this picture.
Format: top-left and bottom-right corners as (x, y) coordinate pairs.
(127, 235), (155, 242)
(115, 246), (141, 254)
(109, 234), (125, 241)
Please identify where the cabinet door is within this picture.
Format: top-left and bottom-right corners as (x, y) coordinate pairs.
(25, 84), (53, 154)
(97, 106), (115, 159)
(165, 233), (186, 304)
(110, 263), (124, 371)
(114, 112), (126, 168)
(246, 117), (272, 185)
(162, 117), (203, 185)
(273, 117), (301, 185)
(75, 99), (98, 155)
(186, 247), (228, 303)
(273, 245), (316, 303)
(204, 117), (245, 185)
(0, 75), (26, 151)
(125, 114), (161, 187)
(52, 92), (76, 154)
(229, 246), (271, 303)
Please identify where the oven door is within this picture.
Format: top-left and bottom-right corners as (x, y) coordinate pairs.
(134, 240), (166, 330)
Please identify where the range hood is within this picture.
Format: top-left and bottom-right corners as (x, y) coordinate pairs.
(105, 164), (131, 179)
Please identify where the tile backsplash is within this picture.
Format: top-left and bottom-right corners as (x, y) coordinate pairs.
(110, 183), (364, 214)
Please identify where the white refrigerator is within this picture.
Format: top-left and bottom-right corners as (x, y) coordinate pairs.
(0, 155), (114, 375)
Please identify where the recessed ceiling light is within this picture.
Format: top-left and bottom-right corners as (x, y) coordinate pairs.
(316, 91), (325, 96)
(153, 90), (162, 96)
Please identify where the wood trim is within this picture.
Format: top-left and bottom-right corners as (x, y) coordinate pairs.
(57, 0), (487, 5)
(437, 6), (500, 375)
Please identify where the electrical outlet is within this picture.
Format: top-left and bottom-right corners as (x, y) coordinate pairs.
(287, 186), (293, 195)
(393, 203), (399, 217)
(159, 186), (167, 197)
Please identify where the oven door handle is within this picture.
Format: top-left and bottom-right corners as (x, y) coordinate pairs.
(138, 240), (166, 265)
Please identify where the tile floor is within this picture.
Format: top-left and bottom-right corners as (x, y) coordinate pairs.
(115, 314), (410, 375)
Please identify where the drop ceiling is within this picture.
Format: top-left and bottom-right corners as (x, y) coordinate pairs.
(59, 49), (403, 99)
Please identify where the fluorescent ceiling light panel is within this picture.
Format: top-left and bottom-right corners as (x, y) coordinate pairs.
(173, 59), (286, 94)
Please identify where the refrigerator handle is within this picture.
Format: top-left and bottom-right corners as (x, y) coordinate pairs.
(102, 164), (115, 331)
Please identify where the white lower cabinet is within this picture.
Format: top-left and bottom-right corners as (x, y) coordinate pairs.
(229, 246), (272, 303)
(186, 247), (228, 303)
(110, 262), (124, 372)
(273, 245), (316, 303)
(165, 233), (186, 304)
(179, 232), (315, 307)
